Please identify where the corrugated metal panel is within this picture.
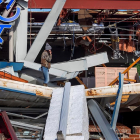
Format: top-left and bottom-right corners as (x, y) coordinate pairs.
(0, 90), (50, 108)
(95, 67), (137, 87)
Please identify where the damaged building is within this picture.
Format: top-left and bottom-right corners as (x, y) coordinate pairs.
(0, 0), (140, 140)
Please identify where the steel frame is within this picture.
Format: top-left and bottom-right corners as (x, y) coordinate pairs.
(10, 120), (44, 140)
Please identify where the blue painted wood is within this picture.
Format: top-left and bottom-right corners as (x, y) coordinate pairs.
(111, 72), (124, 131)
(0, 86), (36, 96)
(8, 62), (24, 72)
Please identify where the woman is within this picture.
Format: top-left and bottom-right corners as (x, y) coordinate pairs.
(41, 43), (52, 86)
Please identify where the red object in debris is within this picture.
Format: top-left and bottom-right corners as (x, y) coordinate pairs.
(89, 123), (131, 134)
(133, 126), (140, 134)
(119, 40), (136, 53)
(0, 111), (18, 140)
(28, 0), (140, 10)
(0, 71), (28, 83)
(57, 9), (67, 26)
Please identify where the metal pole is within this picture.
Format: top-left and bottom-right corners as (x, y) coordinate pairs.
(111, 72), (124, 131)
(7, 111), (48, 120)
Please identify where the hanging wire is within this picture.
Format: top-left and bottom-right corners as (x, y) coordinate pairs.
(103, 42), (124, 59)
(133, 25), (135, 59)
(70, 29), (75, 59)
(75, 26), (140, 39)
(126, 51), (129, 63)
(63, 33), (66, 51)
(114, 11), (140, 25)
(54, 10), (140, 42)
(70, 12), (75, 59)
(74, 11), (140, 39)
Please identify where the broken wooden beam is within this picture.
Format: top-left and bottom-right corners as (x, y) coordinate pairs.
(108, 57), (140, 86)
(0, 78), (53, 98)
(75, 76), (88, 89)
(124, 78), (136, 83)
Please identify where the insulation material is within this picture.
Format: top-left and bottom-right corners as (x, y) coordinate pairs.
(0, 66), (15, 76)
(95, 67), (137, 87)
(44, 85), (89, 140)
(43, 88), (64, 140)
(14, 72), (19, 77)
(66, 136), (84, 140)
(67, 85), (89, 140)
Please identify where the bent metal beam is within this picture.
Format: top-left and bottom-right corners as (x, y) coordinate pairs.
(25, 0), (67, 62)
(86, 83), (140, 98)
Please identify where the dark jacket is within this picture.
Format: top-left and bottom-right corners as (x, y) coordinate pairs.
(41, 50), (52, 69)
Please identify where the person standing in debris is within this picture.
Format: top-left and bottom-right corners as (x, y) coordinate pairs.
(41, 43), (52, 86)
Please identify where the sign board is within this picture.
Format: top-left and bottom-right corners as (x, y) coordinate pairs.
(0, 0), (21, 44)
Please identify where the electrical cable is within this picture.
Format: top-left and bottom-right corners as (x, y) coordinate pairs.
(103, 42), (124, 59)
(63, 33), (66, 51)
(30, 0), (32, 47)
(70, 13), (76, 59)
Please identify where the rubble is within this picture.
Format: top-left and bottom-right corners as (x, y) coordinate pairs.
(0, 0), (140, 140)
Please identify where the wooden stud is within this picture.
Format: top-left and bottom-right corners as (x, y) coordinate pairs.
(124, 78), (136, 83)
(75, 76), (88, 89)
(108, 57), (140, 86)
